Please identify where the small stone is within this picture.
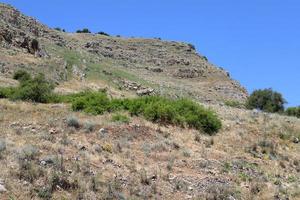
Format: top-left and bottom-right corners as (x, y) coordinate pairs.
(49, 128), (57, 134)
(227, 196), (236, 200)
(40, 160), (46, 165)
(99, 128), (108, 134)
(0, 184), (6, 193)
(79, 145), (87, 151)
(293, 137), (299, 144)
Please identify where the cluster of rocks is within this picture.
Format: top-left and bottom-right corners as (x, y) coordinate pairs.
(83, 39), (201, 69)
(118, 79), (154, 96)
(174, 67), (204, 79)
(145, 66), (163, 73)
(167, 58), (190, 66)
(213, 82), (248, 101)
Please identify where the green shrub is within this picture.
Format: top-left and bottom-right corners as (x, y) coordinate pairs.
(97, 31), (110, 36)
(71, 91), (110, 115)
(68, 92), (221, 135)
(13, 70), (31, 82)
(0, 87), (14, 98)
(285, 106), (300, 118)
(246, 88), (286, 113)
(1, 72), (55, 103)
(111, 113), (130, 123)
(12, 73), (54, 103)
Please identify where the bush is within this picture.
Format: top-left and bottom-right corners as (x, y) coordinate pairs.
(54, 27), (65, 32)
(13, 70), (31, 82)
(0, 87), (14, 98)
(18, 145), (39, 161)
(76, 28), (91, 33)
(111, 114), (130, 123)
(68, 92), (222, 135)
(285, 106), (300, 118)
(1, 72), (55, 103)
(97, 31), (110, 36)
(12, 73), (54, 103)
(71, 91), (110, 115)
(31, 39), (39, 52)
(246, 88), (286, 113)
(83, 121), (95, 133)
(66, 116), (80, 129)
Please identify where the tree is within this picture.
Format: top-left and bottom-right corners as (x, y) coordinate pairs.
(76, 28), (91, 33)
(246, 88), (286, 113)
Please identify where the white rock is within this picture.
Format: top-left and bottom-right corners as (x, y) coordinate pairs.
(0, 184), (7, 193)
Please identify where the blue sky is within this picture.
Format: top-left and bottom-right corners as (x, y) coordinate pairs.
(2, 0), (300, 106)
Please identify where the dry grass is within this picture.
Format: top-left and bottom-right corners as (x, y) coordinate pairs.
(0, 98), (299, 199)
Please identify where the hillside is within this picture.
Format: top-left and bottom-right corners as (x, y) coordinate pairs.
(0, 3), (300, 200)
(0, 3), (247, 104)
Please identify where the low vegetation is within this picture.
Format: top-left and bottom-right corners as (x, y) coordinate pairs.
(0, 70), (54, 103)
(69, 92), (222, 134)
(97, 31), (110, 36)
(285, 106), (300, 118)
(111, 113), (130, 123)
(0, 71), (222, 135)
(76, 28), (91, 33)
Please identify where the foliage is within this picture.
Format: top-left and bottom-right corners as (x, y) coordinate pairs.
(285, 106), (300, 118)
(13, 70), (31, 82)
(68, 92), (222, 134)
(0, 72), (221, 134)
(111, 113), (130, 123)
(76, 28), (91, 33)
(71, 91), (110, 115)
(31, 39), (39, 52)
(54, 27), (65, 32)
(97, 31), (110, 36)
(0, 87), (14, 98)
(12, 73), (55, 103)
(66, 116), (80, 129)
(0, 73), (54, 103)
(246, 88), (286, 113)
(83, 121), (95, 133)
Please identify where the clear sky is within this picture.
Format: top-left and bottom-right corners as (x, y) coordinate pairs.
(2, 0), (300, 106)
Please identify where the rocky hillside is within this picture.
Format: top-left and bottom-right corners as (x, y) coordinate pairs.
(1, 3), (300, 200)
(0, 3), (247, 104)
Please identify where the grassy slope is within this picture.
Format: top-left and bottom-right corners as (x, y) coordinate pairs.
(0, 99), (299, 199)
